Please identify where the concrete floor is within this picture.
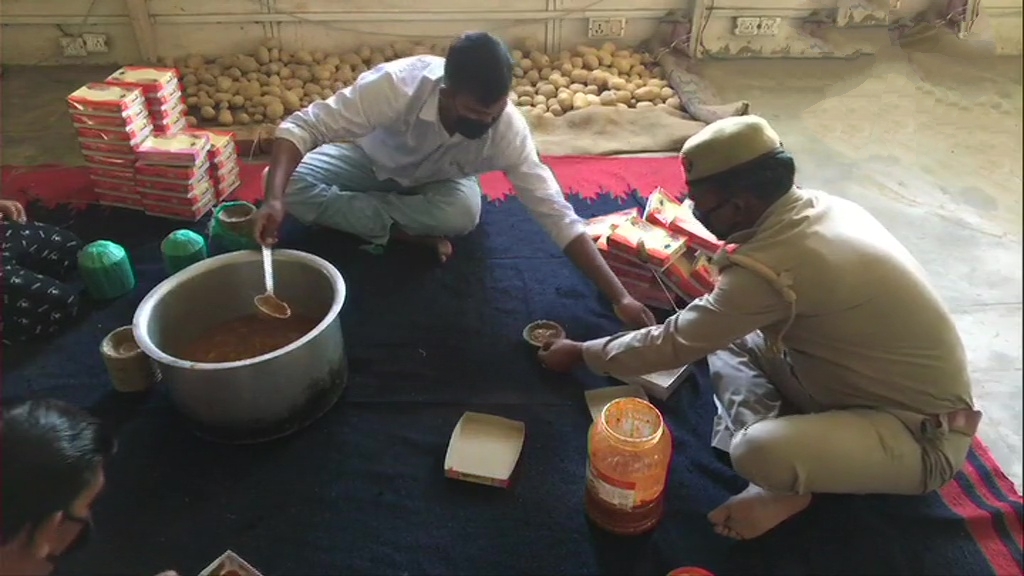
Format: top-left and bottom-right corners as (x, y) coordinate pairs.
(1, 49), (1021, 491)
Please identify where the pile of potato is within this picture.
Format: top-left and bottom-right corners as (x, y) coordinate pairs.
(170, 38), (678, 127)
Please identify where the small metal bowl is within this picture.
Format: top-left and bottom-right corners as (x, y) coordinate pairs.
(522, 320), (566, 348)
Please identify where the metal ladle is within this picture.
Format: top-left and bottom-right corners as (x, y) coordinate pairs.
(254, 245), (292, 319)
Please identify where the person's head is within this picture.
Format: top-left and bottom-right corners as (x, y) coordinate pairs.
(679, 115), (796, 240)
(440, 32), (514, 139)
(1, 399), (115, 561)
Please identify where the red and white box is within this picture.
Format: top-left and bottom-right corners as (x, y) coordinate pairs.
(212, 165), (241, 200)
(75, 119), (153, 147)
(143, 186), (216, 221)
(149, 100), (188, 134)
(643, 188), (724, 256)
(586, 208), (638, 242)
(136, 171), (212, 195)
(135, 133), (211, 166)
(67, 83), (146, 117)
(105, 66), (182, 104)
(95, 190), (144, 210)
(620, 276), (681, 310)
(138, 179), (214, 208)
(607, 215), (688, 269)
(88, 165), (134, 182)
(135, 159), (210, 182)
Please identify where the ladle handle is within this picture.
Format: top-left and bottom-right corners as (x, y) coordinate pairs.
(262, 245), (274, 295)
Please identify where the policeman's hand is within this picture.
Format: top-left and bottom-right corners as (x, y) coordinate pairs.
(538, 339), (585, 373)
(253, 199), (285, 246)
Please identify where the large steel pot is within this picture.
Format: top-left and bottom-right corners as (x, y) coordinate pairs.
(133, 249), (347, 443)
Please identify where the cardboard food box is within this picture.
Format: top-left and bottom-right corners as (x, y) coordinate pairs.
(213, 168), (242, 201)
(88, 165), (135, 182)
(143, 188), (216, 221)
(105, 66), (182, 101)
(77, 138), (137, 156)
(444, 412), (525, 489)
(586, 208), (638, 242)
(198, 550), (263, 576)
(138, 180), (215, 208)
(136, 132), (212, 166)
(614, 364), (694, 401)
(136, 171), (211, 194)
(75, 120), (153, 147)
(660, 256), (711, 301)
(135, 158), (210, 181)
(69, 105), (149, 127)
(187, 128), (240, 160)
(584, 385), (649, 422)
(607, 215), (688, 269)
(607, 260), (659, 285)
(81, 152), (137, 170)
(643, 188), (724, 256)
(95, 190), (143, 210)
(620, 276), (681, 311)
(67, 83), (145, 116)
(91, 176), (137, 196)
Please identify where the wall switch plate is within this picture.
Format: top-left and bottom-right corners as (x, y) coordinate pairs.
(734, 17), (760, 36)
(82, 32), (109, 53)
(588, 17), (626, 38)
(758, 17), (782, 35)
(59, 36), (88, 57)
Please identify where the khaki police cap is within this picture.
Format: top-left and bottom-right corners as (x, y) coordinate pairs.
(679, 115), (783, 183)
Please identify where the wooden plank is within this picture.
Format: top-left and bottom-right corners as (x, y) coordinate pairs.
(125, 0), (158, 63)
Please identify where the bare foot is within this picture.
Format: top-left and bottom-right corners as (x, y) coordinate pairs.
(707, 484), (812, 540)
(394, 233), (453, 263)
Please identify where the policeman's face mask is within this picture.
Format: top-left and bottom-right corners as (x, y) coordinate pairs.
(692, 195), (745, 240)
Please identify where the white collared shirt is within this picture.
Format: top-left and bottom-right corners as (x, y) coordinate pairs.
(275, 55), (586, 248)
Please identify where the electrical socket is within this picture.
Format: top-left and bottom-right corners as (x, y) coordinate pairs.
(59, 36), (88, 57)
(588, 18), (626, 39)
(758, 17), (782, 36)
(733, 17), (760, 36)
(82, 32), (109, 53)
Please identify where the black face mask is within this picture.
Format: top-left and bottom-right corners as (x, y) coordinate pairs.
(692, 199), (734, 240)
(45, 512), (93, 564)
(453, 116), (494, 140)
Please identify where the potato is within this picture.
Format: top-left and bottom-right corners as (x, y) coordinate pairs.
(294, 68), (313, 83)
(660, 87), (675, 100)
(236, 113), (252, 125)
(585, 94), (601, 106)
(246, 72), (260, 81)
(357, 45), (372, 61)
(529, 51), (550, 68)
(229, 95), (245, 108)
(576, 44), (597, 55)
(582, 54), (599, 70)
(185, 115), (198, 127)
(199, 105), (216, 120)
(255, 45), (271, 65)
(265, 99), (285, 120)
(534, 103), (548, 113)
(532, 94), (547, 106)
(635, 101), (655, 109)
(630, 65), (648, 77)
(252, 114), (264, 123)
(312, 66), (331, 81)
(269, 48), (280, 62)
(572, 92), (590, 110)
(570, 57), (583, 69)
(525, 70), (540, 85)
(186, 96), (199, 106)
(282, 91), (302, 111)
(268, 75), (282, 86)
(609, 77), (629, 91)
(513, 85), (535, 98)
(556, 91), (573, 111)
(182, 73), (198, 87)
(537, 83), (557, 99)
(185, 86), (198, 96)
(197, 95), (215, 109)
(238, 82), (262, 100)
(551, 76), (569, 90)
(185, 54), (205, 69)
(587, 70), (608, 89)
(341, 53), (362, 67)
(633, 86), (660, 102)
(216, 109), (233, 125)
(304, 83), (323, 97)
(212, 92), (232, 104)
(583, 85), (599, 96)
(614, 90), (632, 104)
(612, 58), (632, 75)
(301, 97), (311, 107)
(616, 102), (629, 109)
(567, 83), (584, 93)
(295, 50), (314, 65)
(518, 58), (534, 73)
(665, 96), (681, 110)
(197, 72), (216, 85)
(548, 103), (564, 117)
(597, 51), (613, 67)
(568, 69), (588, 84)
(517, 96), (533, 106)
(598, 91), (617, 106)
(225, 67), (242, 80)
(559, 62), (575, 76)
(284, 79), (304, 90)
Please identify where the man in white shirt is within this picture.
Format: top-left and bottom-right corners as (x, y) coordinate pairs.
(254, 32), (655, 328)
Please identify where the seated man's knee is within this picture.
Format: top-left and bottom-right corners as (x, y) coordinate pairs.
(438, 200), (481, 237)
(730, 420), (806, 494)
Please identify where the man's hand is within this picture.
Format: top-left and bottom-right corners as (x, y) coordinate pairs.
(538, 339), (585, 372)
(0, 199), (27, 223)
(614, 296), (657, 329)
(253, 199), (285, 246)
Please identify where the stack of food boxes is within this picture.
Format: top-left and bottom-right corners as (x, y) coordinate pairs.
(134, 132), (216, 221)
(585, 189), (724, 310)
(104, 66), (188, 135)
(186, 128), (241, 201)
(67, 83), (154, 210)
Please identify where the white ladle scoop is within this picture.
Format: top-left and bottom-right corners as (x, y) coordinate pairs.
(254, 245), (292, 319)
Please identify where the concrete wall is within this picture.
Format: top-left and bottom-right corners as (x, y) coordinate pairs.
(0, 0), (1019, 66)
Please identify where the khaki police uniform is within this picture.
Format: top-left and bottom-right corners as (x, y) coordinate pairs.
(581, 115), (980, 496)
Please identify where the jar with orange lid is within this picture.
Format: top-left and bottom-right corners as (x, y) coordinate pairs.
(584, 396), (673, 536)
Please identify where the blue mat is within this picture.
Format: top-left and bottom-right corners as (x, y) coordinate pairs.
(4, 193), (1014, 576)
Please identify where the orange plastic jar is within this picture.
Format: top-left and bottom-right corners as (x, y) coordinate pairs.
(584, 397), (673, 535)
